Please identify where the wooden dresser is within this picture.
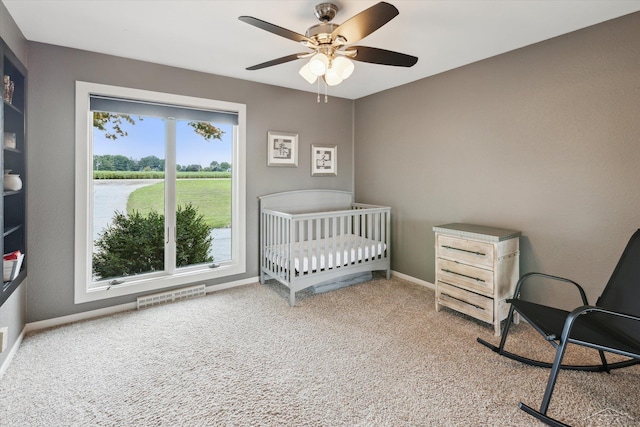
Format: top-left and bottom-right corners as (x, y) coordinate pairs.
(433, 223), (520, 336)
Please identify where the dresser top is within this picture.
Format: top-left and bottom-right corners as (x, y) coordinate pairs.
(433, 223), (521, 242)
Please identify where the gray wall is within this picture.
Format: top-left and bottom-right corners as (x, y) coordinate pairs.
(354, 12), (640, 304)
(26, 42), (354, 322)
(0, 0), (27, 368)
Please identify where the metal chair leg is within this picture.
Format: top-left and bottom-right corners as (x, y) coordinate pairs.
(540, 337), (570, 414)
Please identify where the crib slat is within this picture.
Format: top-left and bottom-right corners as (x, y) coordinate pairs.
(374, 212), (381, 259)
(347, 214), (353, 265)
(271, 213), (276, 272)
(355, 211), (361, 263)
(287, 217), (292, 282)
(276, 214), (281, 277)
(385, 210), (390, 259)
(275, 214), (279, 277)
(323, 217), (329, 270)
(331, 217), (337, 269)
(266, 211), (272, 279)
(280, 215), (285, 278)
(316, 218), (321, 272)
(339, 215), (345, 267)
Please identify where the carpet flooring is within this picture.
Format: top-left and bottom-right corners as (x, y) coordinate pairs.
(1, 275), (638, 426)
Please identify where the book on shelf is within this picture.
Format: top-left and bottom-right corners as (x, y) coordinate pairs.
(3, 250), (24, 282)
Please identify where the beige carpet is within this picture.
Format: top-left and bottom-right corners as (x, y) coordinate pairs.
(1, 275), (638, 426)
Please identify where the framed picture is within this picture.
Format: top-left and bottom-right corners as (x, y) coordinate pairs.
(267, 131), (298, 167)
(311, 144), (337, 176)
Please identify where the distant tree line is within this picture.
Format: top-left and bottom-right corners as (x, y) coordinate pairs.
(93, 155), (231, 172)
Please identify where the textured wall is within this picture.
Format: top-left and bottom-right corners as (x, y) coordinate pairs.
(26, 43), (353, 321)
(354, 12), (640, 304)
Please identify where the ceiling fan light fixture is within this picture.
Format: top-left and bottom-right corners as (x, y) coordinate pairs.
(324, 67), (343, 86)
(299, 63), (318, 84)
(332, 56), (354, 80)
(309, 53), (329, 76)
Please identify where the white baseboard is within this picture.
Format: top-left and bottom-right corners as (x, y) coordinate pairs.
(0, 328), (25, 379)
(205, 276), (258, 294)
(24, 302), (137, 334)
(391, 270), (435, 290)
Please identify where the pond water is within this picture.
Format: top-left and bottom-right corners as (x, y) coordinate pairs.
(93, 179), (231, 262)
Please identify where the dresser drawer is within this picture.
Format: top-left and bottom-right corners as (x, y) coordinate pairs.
(437, 235), (494, 269)
(436, 258), (494, 296)
(437, 281), (493, 324)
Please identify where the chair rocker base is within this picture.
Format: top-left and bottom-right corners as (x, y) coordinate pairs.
(518, 402), (571, 427)
(476, 337), (640, 372)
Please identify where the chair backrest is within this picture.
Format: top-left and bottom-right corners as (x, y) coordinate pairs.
(597, 229), (640, 317)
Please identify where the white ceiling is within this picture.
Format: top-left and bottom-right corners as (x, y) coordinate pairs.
(4, 0), (640, 99)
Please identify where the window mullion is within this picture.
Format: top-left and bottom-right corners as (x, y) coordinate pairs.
(165, 118), (177, 274)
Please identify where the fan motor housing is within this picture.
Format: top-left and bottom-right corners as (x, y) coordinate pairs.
(306, 23), (339, 44)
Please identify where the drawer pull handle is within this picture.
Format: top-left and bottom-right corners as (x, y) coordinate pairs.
(442, 268), (485, 282)
(442, 245), (486, 256)
(441, 293), (486, 311)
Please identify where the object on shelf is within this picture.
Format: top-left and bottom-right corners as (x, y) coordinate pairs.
(3, 75), (14, 104)
(3, 132), (16, 149)
(3, 250), (24, 282)
(3, 170), (22, 191)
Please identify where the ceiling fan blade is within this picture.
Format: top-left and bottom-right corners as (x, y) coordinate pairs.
(246, 53), (307, 71)
(331, 2), (399, 44)
(347, 46), (418, 67)
(239, 16), (314, 44)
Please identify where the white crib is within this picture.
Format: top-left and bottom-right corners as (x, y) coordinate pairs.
(259, 190), (391, 306)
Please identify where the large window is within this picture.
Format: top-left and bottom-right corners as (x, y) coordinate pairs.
(75, 82), (246, 303)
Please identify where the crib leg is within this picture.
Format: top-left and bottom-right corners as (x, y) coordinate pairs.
(289, 290), (296, 307)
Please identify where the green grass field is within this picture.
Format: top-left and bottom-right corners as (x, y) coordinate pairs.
(94, 171), (231, 179)
(127, 179), (231, 228)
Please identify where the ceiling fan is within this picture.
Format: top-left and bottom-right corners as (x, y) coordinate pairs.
(238, 2), (418, 91)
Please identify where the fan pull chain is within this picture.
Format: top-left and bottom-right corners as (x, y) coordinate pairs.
(325, 80), (328, 103)
(317, 78), (320, 103)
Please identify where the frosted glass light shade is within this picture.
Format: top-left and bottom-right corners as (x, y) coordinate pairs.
(309, 53), (329, 76)
(299, 63), (317, 84)
(332, 57), (354, 80)
(324, 68), (343, 86)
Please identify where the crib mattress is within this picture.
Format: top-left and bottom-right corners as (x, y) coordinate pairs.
(264, 234), (386, 274)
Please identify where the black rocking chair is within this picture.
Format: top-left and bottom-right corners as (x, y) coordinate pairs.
(478, 229), (640, 427)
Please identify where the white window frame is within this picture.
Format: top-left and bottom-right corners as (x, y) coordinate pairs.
(74, 81), (246, 304)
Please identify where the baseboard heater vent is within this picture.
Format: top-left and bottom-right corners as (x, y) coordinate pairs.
(136, 284), (207, 309)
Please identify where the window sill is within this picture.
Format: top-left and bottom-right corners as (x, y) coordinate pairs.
(75, 261), (245, 304)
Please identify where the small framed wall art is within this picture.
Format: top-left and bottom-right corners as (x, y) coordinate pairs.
(267, 131), (298, 167)
(311, 144), (337, 176)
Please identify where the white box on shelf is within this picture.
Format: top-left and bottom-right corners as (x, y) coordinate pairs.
(3, 132), (16, 149)
(3, 253), (24, 282)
